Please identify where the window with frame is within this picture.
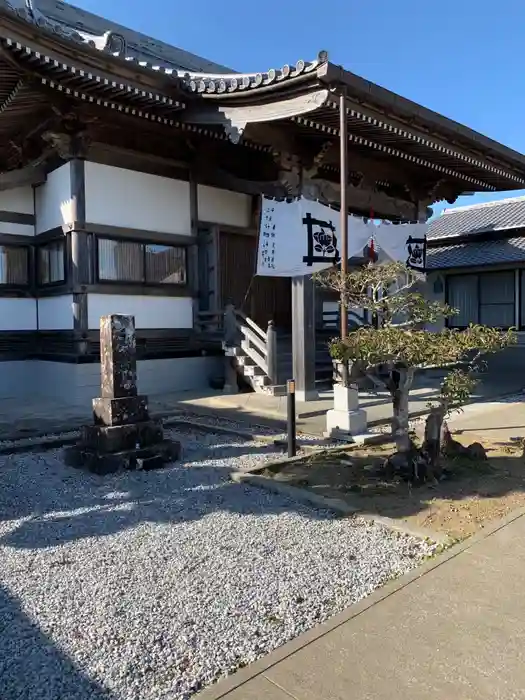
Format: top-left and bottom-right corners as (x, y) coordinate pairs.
(38, 239), (65, 285)
(448, 271), (515, 329)
(98, 238), (144, 282)
(0, 245), (29, 286)
(97, 237), (187, 286)
(145, 243), (187, 285)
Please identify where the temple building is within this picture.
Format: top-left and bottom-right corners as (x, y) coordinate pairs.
(0, 0), (525, 404)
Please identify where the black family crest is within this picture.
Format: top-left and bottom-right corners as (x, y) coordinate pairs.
(406, 236), (427, 271)
(302, 213), (341, 267)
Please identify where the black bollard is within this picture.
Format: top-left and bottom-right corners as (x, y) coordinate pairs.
(287, 378), (297, 458)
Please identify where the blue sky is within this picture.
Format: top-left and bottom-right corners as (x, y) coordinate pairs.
(72, 0), (525, 217)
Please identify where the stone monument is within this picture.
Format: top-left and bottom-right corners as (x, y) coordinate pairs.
(64, 314), (180, 474)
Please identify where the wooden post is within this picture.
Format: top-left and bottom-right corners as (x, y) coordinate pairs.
(266, 320), (278, 385)
(292, 275), (318, 402)
(339, 88), (350, 387)
(339, 88), (348, 341)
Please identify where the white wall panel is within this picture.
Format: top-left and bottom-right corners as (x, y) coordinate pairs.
(38, 295), (74, 330)
(87, 294), (193, 329)
(0, 186), (34, 214)
(31, 356), (221, 404)
(0, 222), (34, 236)
(35, 164), (73, 234)
(197, 185), (252, 228)
(84, 162), (191, 235)
(0, 298), (37, 330)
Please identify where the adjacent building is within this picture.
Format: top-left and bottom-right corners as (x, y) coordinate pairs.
(427, 196), (525, 331)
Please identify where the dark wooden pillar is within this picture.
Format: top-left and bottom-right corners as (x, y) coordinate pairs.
(292, 274), (318, 402)
(70, 157), (89, 345)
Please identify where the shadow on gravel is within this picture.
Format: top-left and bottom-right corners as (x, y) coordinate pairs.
(0, 584), (113, 699)
(0, 440), (334, 550)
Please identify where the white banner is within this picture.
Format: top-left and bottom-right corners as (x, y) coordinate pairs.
(257, 197), (427, 277)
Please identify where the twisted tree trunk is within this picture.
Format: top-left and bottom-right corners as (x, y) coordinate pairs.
(422, 404), (448, 478)
(388, 366), (415, 452)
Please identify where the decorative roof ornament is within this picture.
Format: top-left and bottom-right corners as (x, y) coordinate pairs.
(2, 0), (127, 56)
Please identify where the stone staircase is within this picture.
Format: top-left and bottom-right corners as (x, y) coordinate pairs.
(196, 307), (366, 397)
(232, 333), (334, 395)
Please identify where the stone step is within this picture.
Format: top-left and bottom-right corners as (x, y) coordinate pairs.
(242, 365), (266, 377)
(235, 354), (256, 367)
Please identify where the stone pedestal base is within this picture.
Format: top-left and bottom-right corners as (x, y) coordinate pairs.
(64, 414), (181, 475)
(325, 408), (368, 438)
(63, 439), (181, 475)
(325, 384), (368, 439)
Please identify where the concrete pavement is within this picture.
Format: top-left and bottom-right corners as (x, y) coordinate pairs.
(0, 370), (522, 441)
(198, 507), (525, 700)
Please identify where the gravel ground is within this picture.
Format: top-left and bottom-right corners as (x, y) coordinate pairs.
(0, 426), (435, 700)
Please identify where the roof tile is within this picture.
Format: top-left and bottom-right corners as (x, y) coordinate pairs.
(428, 195), (525, 240)
(427, 236), (525, 269)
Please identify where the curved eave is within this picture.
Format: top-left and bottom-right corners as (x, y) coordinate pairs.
(0, 37), (187, 117)
(318, 62), (525, 190)
(182, 54), (327, 98)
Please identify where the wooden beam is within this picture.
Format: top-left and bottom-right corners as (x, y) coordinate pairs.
(0, 163), (46, 191)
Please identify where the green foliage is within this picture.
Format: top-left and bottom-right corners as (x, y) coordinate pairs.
(330, 324), (516, 371)
(321, 262), (517, 410)
(315, 262), (457, 327)
(439, 369), (478, 411)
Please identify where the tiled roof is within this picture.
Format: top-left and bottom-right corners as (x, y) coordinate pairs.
(4, 0), (233, 73)
(3, 1), (326, 96)
(427, 195), (525, 240)
(427, 236), (525, 269)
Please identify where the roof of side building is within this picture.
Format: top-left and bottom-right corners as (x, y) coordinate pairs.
(427, 195), (525, 240)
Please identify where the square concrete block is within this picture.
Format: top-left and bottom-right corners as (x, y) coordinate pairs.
(326, 408), (368, 438)
(333, 384), (360, 413)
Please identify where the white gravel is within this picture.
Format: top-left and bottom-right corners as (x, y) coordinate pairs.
(0, 426), (435, 700)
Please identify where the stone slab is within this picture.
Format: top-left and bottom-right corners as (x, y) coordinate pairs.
(63, 438), (181, 475)
(93, 395), (149, 427)
(80, 420), (163, 453)
(211, 677), (295, 699)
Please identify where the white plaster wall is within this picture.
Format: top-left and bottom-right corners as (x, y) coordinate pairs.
(35, 163), (73, 234)
(0, 186), (34, 214)
(197, 185), (252, 228)
(31, 356), (222, 405)
(37, 296), (74, 330)
(87, 294), (193, 329)
(0, 185), (35, 236)
(84, 162), (191, 235)
(0, 298), (37, 330)
(0, 221), (34, 236)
